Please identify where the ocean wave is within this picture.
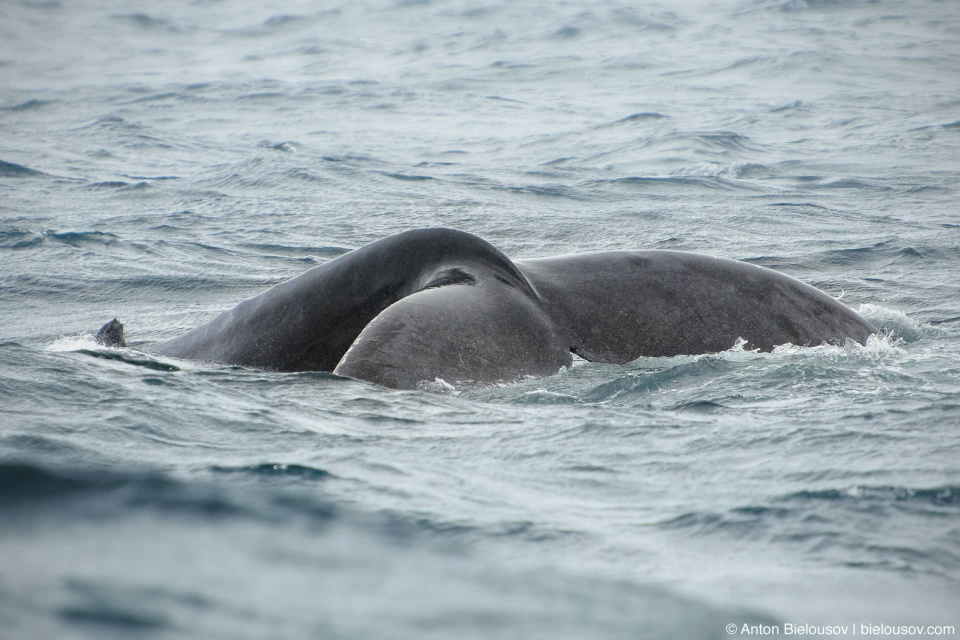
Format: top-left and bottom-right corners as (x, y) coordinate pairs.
(0, 434), (99, 463)
(585, 175), (758, 193)
(80, 180), (139, 190)
(605, 112), (670, 125)
(257, 139), (300, 152)
(376, 171), (436, 182)
(857, 304), (924, 342)
(0, 159), (44, 178)
(0, 461), (778, 640)
(47, 335), (183, 372)
(818, 177), (894, 191)
(483, 332), (914, 405)
(0, 463), (123, 506)
(606, 7), (685, 31)
(670, 161), (778, 179)
(75, 348), (183, 372)
(210, 463), (334, 481)
(574, 129), (767, 172)
(772, 0), (882, 13)
(0, 462), (336, 523)
(0, 462), (577, 550)
(569, 349), (756, 404)
(0, 98), (54, 111)
(658, 486), (960, 534)
(786, 485), (960, 506)
(69, 117), (202, 153)
(512, 388), (582, 405)
(814, 240), (933, 268)
(493, 181), (587, 200)
(0, 229), (120, 250)
(111, 13), (180, 32)
(658, 130), (761, 153)
(667, 399), (729, 412)
(225, 10), (339, 38)
(0, 228), (43, 250)
(657, 482), (960, 578)
(192, 155), (348, 192)
(236, 242), (348, 259)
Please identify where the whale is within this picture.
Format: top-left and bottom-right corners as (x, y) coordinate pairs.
(97, 228), (875, 389)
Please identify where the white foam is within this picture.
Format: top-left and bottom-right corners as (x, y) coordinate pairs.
(670, 162), (722, 177)
(693, 332), (907, 366)
(771, 333), (906, 360)
(45, 333), (194, 372)
(517, 389), (581, 404)
(569, 351), (590, 367)
(857, 303), (923, 342)
(45, 334), (100, 352)
(417, 377), (459, 395)
(699, 337), (762, 362)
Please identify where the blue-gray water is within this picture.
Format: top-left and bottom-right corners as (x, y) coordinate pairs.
(2, 0), (959, 638)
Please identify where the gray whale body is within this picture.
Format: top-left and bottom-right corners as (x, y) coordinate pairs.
(108, 228), (874, 389)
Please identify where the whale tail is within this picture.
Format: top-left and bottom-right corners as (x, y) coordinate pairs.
(95, 318), (127, 348)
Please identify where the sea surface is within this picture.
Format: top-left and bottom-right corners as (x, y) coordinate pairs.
(1, 0), (959, 638)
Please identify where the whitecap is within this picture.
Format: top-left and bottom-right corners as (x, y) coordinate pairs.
(45, 333), (100, 352)
(857, 303), (923, 342)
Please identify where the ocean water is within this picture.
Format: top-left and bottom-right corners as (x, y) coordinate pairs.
(2, 0), (959, 637)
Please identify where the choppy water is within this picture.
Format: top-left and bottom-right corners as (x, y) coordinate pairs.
(2, 0), (960, 637)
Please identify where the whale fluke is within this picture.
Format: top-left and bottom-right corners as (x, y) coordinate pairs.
(107, 228), (875, 389)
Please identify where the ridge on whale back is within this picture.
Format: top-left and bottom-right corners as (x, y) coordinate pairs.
(96, 228), (876, 390)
